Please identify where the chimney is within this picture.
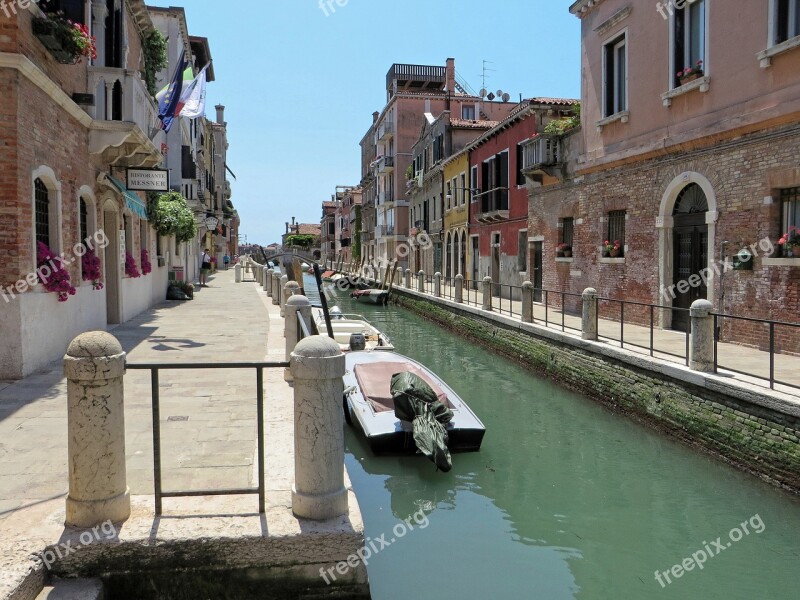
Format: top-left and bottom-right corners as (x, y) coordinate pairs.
(285, 221), (290, 234)
(292, 216), (296, 226)
(372, 111), (379, 124)
(215, 104), (226, 125)
(445, 58), (455, 95)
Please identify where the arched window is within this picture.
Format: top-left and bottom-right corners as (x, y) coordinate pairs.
(35, 178), (51, 248)
(80, 197), (88, 243)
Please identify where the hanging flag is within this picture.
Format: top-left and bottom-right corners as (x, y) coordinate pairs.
(178, 63), (210, 119)
(158, 50), (187, 133)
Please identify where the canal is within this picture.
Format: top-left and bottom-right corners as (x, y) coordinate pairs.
(325, 286), (800, 600)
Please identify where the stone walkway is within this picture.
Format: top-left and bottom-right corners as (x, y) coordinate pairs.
(384, 275), (800, 393)
(0, 269), (364, 600)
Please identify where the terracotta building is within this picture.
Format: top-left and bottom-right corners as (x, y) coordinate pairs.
(526, 0), (800, 351)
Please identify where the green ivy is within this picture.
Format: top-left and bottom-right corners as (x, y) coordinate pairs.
(285, 234), (317, 249)
(142, 30), (168, 98)
(149, 191), (197, 244)
(543, 103), (581, 136)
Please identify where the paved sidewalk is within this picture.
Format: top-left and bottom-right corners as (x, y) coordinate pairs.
(0, 269), (364, 599)
(388, 276), (800, 392)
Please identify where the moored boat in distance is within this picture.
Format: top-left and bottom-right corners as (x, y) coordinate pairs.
(350, 288), (389, 305)
(312, 307), (394, 352)
(343, 350), (486, 454)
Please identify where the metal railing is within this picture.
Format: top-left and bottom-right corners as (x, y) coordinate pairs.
(713, 313), (800, 390)
(126, 360), (289, 515)
(597, 298), (691, 365)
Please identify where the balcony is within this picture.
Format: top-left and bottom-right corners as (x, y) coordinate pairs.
(474, 188), (509, 223)
(377, 119), (394, 141)
(521, 135), (562, 175)
(379, 190), (395, 205)
(387, 63), (446, 92)
(87, 67), (164, 167)
(375, 225), (396, 238)
(378, 155), (395, 174)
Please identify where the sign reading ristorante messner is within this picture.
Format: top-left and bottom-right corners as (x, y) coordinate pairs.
(126, 168), (170, 191)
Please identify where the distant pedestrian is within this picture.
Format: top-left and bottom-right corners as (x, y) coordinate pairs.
(223, 254), (230, 270)
(200, 250), (211, 286)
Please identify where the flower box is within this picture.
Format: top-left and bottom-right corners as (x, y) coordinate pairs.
(32, 15), (96, 65)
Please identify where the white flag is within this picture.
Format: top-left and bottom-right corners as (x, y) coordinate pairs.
(178, 64), (209, 119)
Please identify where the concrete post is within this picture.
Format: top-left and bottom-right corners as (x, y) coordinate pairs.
(418, 270), (425, 293)
(64, 332), (130, 527)
(261, 267), (269, 291)
(281, 278), (299, 319)
(396, 267), (403, 287)
(522, 281), (534, 323)
(290, 336), (348, 520)
(482, 277), (493, 311)
(434, 272), (442, 298)
(455, 274), (464, 303)
(272, 273), (281, 305)
(256, 265), (262, 285)
(266, 268), (275, 296)
(234, 263), (242, 283)
(690, 299), (715, 373)
(404, 268), (411, 288)
(582, 288), (599, 340)
(284, 295), (312, 382)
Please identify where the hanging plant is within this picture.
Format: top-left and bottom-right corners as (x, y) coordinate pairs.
(142, 30), (168, 98)
(149, 191), (198, 244)
(125, 252), (141, 278)
(81, 247), (103, 290)
(141, 248), (152, 275)
(37, 241), (76, 302)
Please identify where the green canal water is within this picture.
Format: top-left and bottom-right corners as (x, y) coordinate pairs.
(327, 288), (800, 600)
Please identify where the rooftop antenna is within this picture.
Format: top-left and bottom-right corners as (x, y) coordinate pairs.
(480, 60), (495, 97)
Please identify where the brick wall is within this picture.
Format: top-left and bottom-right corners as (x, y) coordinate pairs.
(529, 124), (800, 353)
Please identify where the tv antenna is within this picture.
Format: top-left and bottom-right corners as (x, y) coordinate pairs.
(480, 60), (495, 97)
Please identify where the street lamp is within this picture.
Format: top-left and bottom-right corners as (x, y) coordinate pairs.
(445, 187), (479, 204)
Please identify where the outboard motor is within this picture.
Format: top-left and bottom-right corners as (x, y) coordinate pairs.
(349, 333), (367, 351)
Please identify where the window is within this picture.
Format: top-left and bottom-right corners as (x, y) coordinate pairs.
(123, 215), (132, 256)
(140, 220), (148, 258)
(462, 105), (476, 120)
(604, 33), (627, 116)
(460, 173), (467, 206)
(35, 178), (50, 248)
(781, 187), (799, 255)
(673, 0), (706, 87)
(446, 180), (452, 211)
(560, 217), (574, 247)
(518, 230), (528, 271)
(470, 166), (478, 203)
(517, 143), (526, 186)
(776, 0), (800, 43)
(607, 210), (626, 256)
(41, 0), (85, 24)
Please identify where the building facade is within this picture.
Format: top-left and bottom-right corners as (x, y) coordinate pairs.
(527, 0), (800, 351)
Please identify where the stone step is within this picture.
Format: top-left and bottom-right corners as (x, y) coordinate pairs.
(34, 579), (104, 600)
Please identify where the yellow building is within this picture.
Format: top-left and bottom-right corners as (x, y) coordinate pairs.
(442, 149), (470, 279)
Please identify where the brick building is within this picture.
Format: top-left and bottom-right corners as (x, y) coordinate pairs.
(526, 0), (800, 352)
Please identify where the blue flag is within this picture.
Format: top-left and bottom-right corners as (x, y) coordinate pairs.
(158, 50), (187, 133)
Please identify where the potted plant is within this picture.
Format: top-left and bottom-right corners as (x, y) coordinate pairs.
(677, 60), (704, 86)
(778, 226), (800, 257)
(125, 252), (141, 278)
(557, 243), (572, 258)
(603, 239), (623, 258)
(32, 13), (97, 64)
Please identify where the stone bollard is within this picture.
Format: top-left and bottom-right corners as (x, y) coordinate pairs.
(690, 299), (715, 373)
(281, 278), (298, 319)
(396, 267), (403, 287)
(482, 277), (493, 311)
(64, 332), (130, 527)
(582, 288), (598, 340)
(434, 272), (442, 298)
(235, 263), (242, 283)
(263, 267), (271, 292)
(455, 274), (464, 303)
(522, 281), (534, 323)
(404, 268), (411, 288)
(417, 270), (425, 293)
(266, 268), (275, 296)
(256, 265), (262, 286)
(272, 273), (281, 305)
(290, 336), (348, 520)
(284, 295), (312, 382)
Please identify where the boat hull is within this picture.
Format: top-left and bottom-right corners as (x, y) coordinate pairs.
(343, 351), (486, 455)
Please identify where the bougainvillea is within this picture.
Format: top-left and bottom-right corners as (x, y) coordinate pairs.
(141, 248), (152, 275)
(81, 248), (103, 290)
(125, 252), (141, 278)
(36, 241), (76, 302)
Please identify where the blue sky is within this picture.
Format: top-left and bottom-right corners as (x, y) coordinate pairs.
(147, 0), (582, 245)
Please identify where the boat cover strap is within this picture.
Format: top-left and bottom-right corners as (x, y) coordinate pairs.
(354, 362), (450, 413)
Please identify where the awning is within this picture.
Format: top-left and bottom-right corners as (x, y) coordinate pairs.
(108, 176), (148, 220)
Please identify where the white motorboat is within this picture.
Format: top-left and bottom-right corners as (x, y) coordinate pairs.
(343, 350), (486, 454)
(312, 307), (394, 351)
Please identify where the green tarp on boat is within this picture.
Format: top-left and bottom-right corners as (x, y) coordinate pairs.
(391, 372), (454, 472)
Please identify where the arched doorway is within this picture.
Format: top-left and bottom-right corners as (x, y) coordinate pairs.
(459, 230), (467, 278)
(445, 232), (452, 279)
(671, 183), (709, 331)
